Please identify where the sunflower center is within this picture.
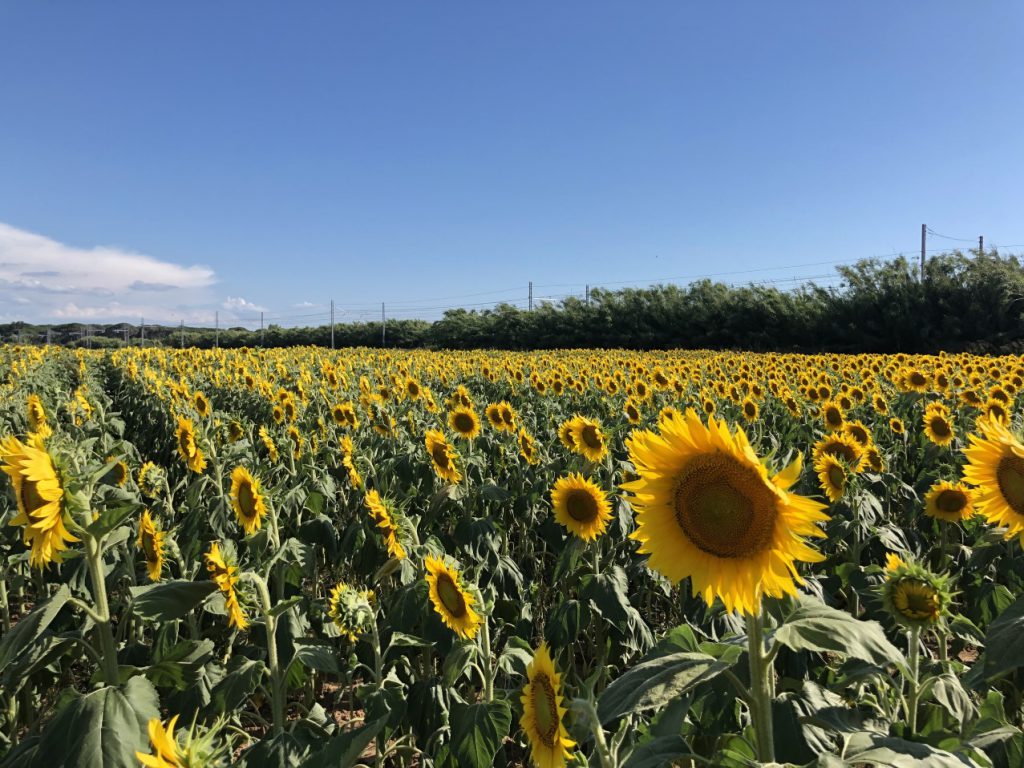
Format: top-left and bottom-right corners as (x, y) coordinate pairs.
(825, 407), (842, 427)
(437, 574), (467, 618)
(238, 480), (258, 520)
(566, 489), (599, 523)
(580, 425), (602, 450)
(20, 478), (47, 515)
(142, 530), (159, 562)
(453, 413), (475, 434)
(178, 432), (193, 458)
(896, 581), (939, 620)
(997, 455), (1024, 514)
(673, 454), (777, 559)
(530, 674), (559, 747)
(848, 426), (869, 446)
(431, 444), (451, 469)
(822, 441), (859, 464)
(929, 417), (952, 438)
(827, 464), (846, 491)
(935, 489), (967, 514)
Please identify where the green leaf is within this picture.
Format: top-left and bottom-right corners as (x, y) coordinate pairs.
(207, 658), (266, 715)
(772, 595), (904, 669)
(598, 651), (735, 724)
(268, 595), (304, 618)
(623, 735), (700, 768)
(444, 639), (479, 687)
(288, 639), (343, 679)
(28, 676), (159, 768)
(841, 732), (975, 767)
(449, 700), (513, 768)
(304, 715), (388, 768)
(0, 584), (69, 675)
(982, 593), (1024, 679)
(130, 580), (217, 622)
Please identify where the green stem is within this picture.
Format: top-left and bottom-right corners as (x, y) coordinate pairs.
(906, 626), (922, 737)
(248, 573), (285, 735)
(479, 614), (494, 703)
(747, 607), (775, 763)
(85, 534), (120, 686)
(368, 619), (385, 768)
(578, 698), (614, 768)
(0, 571), (12, 633)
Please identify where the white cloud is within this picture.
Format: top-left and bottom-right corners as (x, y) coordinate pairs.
(293, 301), (316, 308)
(223, 296), (266, 313)
(0, 222), (222, 324)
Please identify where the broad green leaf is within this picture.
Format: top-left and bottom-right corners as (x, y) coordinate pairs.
(207, 658), (266, 715)
(598, 651), (734, 724)
(981, 593), (1024, 679)
(623, 735), (700, 768)
(28, 676), (159, 768)
(288, 638), (343, 678)
(841, 732), (975, 767)
(773, 595), (904, 669)
(0, 584), (69, 674)
(129, 580), (217, 622)
(304, 715), (389, 768)
(449, 700), (513, 768)
(444, 639), (479, 687)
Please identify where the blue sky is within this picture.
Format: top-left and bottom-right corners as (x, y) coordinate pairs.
(1, 3), (1022, 327)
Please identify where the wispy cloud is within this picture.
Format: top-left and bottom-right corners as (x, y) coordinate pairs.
(0, 222), (222, 324)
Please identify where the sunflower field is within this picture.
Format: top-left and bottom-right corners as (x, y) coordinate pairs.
(3, 345), (1024, 768)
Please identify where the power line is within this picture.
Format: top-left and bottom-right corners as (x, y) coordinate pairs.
(926, 227), (977, 243)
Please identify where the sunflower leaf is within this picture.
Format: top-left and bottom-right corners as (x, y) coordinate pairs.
(449, 700), (512, 768)
(129, 579), (218, 622)
(772, 595), (905, 670)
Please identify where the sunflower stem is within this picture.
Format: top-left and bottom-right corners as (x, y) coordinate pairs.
(479, 614), (494, 703)
(248, 573), (285, 735)
(84, 533), (120, 686)
(0, 570), (12, 633)
(746, 607), (775, 763)
(906, 626), (922, 737)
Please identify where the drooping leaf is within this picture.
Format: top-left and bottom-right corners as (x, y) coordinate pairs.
(129, 580), (217, 622)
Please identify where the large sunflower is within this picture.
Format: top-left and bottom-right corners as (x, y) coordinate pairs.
(569, 416), (608, 462)
(924, 480), (974, 523)
(550, 474), (612, 541)
(923, 410), (955, 447)
(623, 410), (829, 615)
(137, 509), (165, 582)
(175, 416), (207, 474)
(230, 466), (267, 535)
(520, 642), (575, 768)
(424, 555), (481, 639)
(963, 418), (1024, 543)
(1, 435), (77, 569)
(814, 454), (847, 503)
(425, 429), (461, 484)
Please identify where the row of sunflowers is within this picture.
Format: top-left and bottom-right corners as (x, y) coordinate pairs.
(2, 344), (1024, 767)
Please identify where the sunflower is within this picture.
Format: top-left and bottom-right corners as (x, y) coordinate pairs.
(499, 403), (517, 431)
(230, 466), (267, 535)
(327, 581), (375, 643)
(175, 417), (206, 474)
(890, 417), (906, 435)
(194, 391), (210, 417)
(519, 428), (540, 465)
(448, 407), (481, 440)
(812, 433), (866, 471)
(842, 420), (873, 449)
(340, 436), (363, 489)
(258, 426), (280, 463)
(740, 397), (759, 423)
(623, 410), (828, 615)
(227, 420), (245, 443)
(520, 642), (575, 768)
(924, 480), (974, 523)
(879, 557), (952, 629)
(485, 404), (505, 431)
(136, 715), (184, 768)
(1, 435), (77, 569)
(205, 542), (247, 630)
(569, 416), (608, 462)
(138, 461), (165, 498)
(864, 446), (886, 473)
(815, 454), (847, 503)
(624, 399), (642, 425)
(287, 425), (303, 460)
(425, 429), (461, 484)
(963, 418), (1024, 544)
(820, 399), (845, 431)
(550, 474), (612, 541)
(923, 411), (955, 447)
(365, 490), (407, 560)
(557, 419), (578, 450)
(27, 394), (48, 433)
(137, 510), (165, 582)
(424, 555), (481, 639)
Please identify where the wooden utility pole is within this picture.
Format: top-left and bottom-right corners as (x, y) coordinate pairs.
(920, 224), (927, 281)
(140, 318), (145, 346)
(330, 300), (335, 349)
(979, 235), (984, 256)
(381, 303), (386, 347)
(260, 311), (265, 346)
(528, 281), (533, 311)
(180, 320), (185, 349)
(215, 311), (220, 348)
(585, 284), (590, 306)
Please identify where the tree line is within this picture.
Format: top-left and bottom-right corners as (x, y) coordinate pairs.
(5, 251), (1023, 353)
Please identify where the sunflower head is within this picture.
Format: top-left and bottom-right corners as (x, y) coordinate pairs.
(327, 581), (375, 643)
(923, 411), (956, 447)
(520, 642), (576, 768)
(518, 428), (540, 465)
(963, 417), (1024, 544)
(101, 456), (129, 487)
(879, 556), (953, 630)
(569, 416), (607, 462)
(27, 394), (48, 433)
(424, 555), (481, 639)
(364, 490), (408, 560)
(175, 416), (207, 474)
(138, 509), (165, 582)
(136, 714), (184, 768)
(924, 480), (975, 523)
(623, 409), (828, 616)
(138, 461), (165, 498)
(425, 429), (461, 484)
(230, 466), (267, 535)
(448, 407), (481, 440)
(815, 453), (848, 503)
(550, 473), (612, 541)
(204, 542), (248, 630)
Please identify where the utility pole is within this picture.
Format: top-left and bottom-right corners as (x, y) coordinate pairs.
(585, 284), (590, 306)
(260, 311), (265, 347)
(920, 224), (927, 281)
(381, 302), (386, 347)
(140, 318), (145, 346)
(180, 320), (185, 349)
(330, 299), (335, 349)
(979, 235), (984, 256)
(122, 327), (129, 344)
(528, 281), (533, 311)
(215, 311), (220, 348)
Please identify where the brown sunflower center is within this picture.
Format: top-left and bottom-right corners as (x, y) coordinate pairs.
(847, 426), (869, 445)
(566, 489), (599, 523)
(431, 443), (451, 470)
(530, 673), (559, 747)
(20, 478), (48, 515)
(579, 425), (602, 450)
(996, 455), (1024, 514)
(825, 407), (842, 428)
(909, 372), (927, 387)
(238, 480), (258, 520)
(142, 530), (159, 562)
(821, 441), (860, 464)
(935, 489), (967, 514)
(627, 405), (640, 420)
(895, 581), (939, 620)
(673, 453), (777, 559)
(436, 574), (467, 618)
(827, 464), (846, 491)
(178, 431), (193, 457)
(744, 402), (757, 418)
(453, 413), (475, 434)
(929, 417), (952, 439)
